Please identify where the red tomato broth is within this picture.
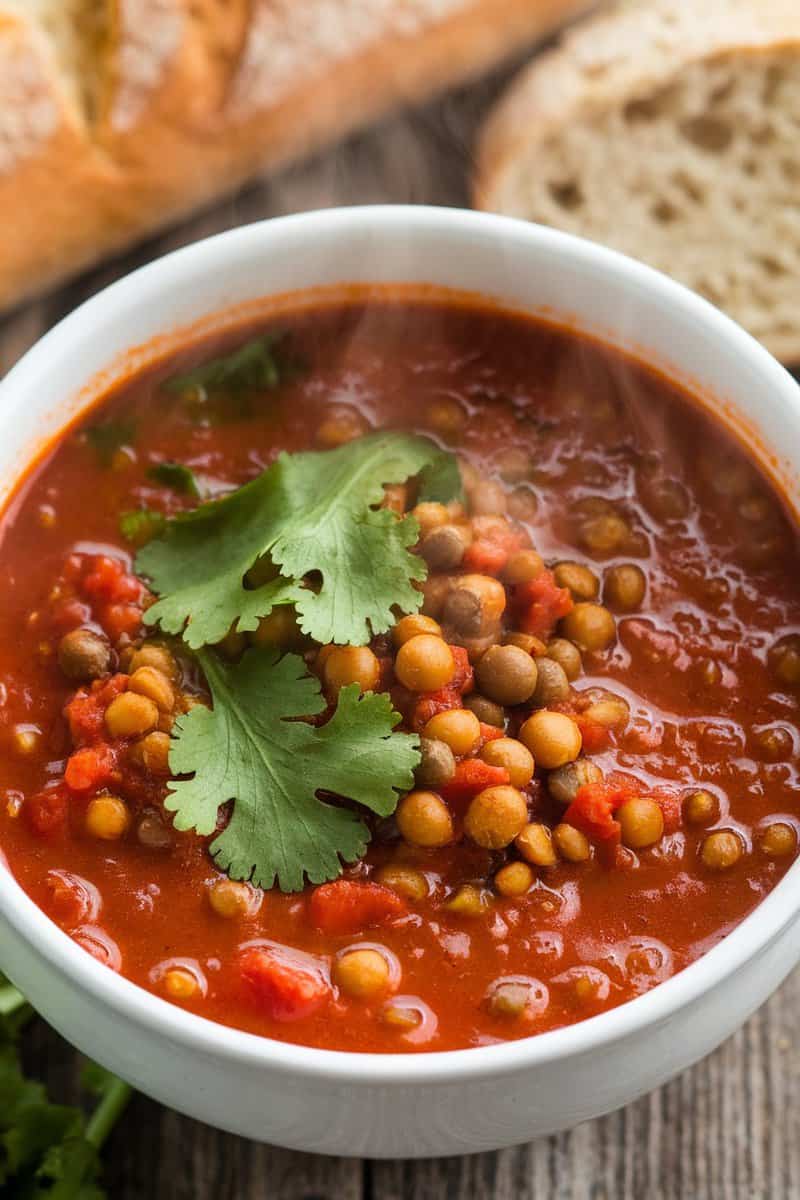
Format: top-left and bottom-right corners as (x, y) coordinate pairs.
(0, 299), (799, 1052)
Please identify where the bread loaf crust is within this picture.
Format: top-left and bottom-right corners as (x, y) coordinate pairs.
(0, 0), (593, 311)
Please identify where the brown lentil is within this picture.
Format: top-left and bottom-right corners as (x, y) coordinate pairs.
(553, 561), (599, 601)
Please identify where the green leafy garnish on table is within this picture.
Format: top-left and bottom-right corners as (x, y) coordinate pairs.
(167, 647), (419, 892)
(0, 974), (130, 1198)
(146, 461), (200, 498)
(139, 432), (455, 648)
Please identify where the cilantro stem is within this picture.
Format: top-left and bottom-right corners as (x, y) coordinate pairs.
(0, 980), (29, 1020)
(85, 1076), (132, 1150)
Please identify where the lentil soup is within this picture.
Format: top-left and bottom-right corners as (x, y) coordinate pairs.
(1, 299), (799, 1054)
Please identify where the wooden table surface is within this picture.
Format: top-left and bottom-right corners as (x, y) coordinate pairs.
(3, 69), (800, 1200)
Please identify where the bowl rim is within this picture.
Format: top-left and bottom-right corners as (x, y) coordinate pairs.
(2, 203), (800, 1086)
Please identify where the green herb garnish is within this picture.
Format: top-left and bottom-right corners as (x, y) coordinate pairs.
(167, 648), (419, 891)
(163, 333), (286, 398)
(130, 432), (461, 889)
(146, 461), (200, 497)
(119, 508), (166, 547)
(138, 432), (452, 648)
(84, 419), (136, 466)
(418, 449), (465, 504)
(0, 974), (130, 1198)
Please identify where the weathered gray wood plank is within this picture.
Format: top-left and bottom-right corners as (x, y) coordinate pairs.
(369, 982), (800, 1200)
(3, 70), (800, 1200)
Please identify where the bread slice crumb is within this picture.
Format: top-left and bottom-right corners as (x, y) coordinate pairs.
(477, 0), (800, 363)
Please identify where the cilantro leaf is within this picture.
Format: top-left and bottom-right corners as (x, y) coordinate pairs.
(139, 432), (453, 648)
(78, 1063), (116, 1100)
(2, 1099), (83, 1190)
(29, 1137), (105, 1199)
(118, 509), (165, 547)
(166, 647), (419, 892)
(84, 419), (136, 466)
(163, 332), (285, 397)
(418, 450), (465, 505)
(146, 462), (200, 497)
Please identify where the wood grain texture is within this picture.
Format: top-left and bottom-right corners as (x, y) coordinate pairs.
(3, 68), (799, 1200)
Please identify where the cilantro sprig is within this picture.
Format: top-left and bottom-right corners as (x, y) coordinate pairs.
(146, 461), (200, 498)
(119, 508), (166, 546)
(163, 332), (286, 397)
(139, 432), (452, 648)
(167, 647), (419, 892)
(418, 449), (466, 505)
(0, 974), (130, 1198)
(84, 419), (136, 466)
(129, 430), (462, 890)
(163, 333), (304, 425)
(119, 464), (206, 546)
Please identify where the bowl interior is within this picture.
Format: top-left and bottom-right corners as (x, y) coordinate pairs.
(2, 205), (800, 1086)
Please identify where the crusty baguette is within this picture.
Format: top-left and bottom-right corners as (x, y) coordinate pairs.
(476, 0), (800, 364)
(0, 0), (594, 313)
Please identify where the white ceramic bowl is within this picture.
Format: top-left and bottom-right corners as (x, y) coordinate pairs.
(2, 207), (800, 1159)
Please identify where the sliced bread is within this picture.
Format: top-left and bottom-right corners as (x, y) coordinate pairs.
(476, 0), (800, 363)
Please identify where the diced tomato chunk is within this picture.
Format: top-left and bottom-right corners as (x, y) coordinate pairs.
(80, 557), (117, 600)
(25, 787), (69, 838)
(411, 685), (461, 732)
(309, 880), (407, 935)
(464, 518), (526, 577)
(513, 570), (573, 638)
(478, 722), (505, 747)
(574, 714), (611, 754)
(81, 556), (140, 604)
(70, 556), (146, 641)
(240, 947), (331, 1022)
(463, 540), (508, 576)
(61, 554), (85, 584)
(65, 674), (128, 745)
(410, 647), (473, 729)
(564, 779), (639, 844)
(65, 744), (118, 793)
(49, 554), (144, 645)
(450, 645), (474, 693)
(50, 598), (92, 634)
(65, 690), (105, 744)
(102, 602), (143, 641)
(440, 758), (510, 807)
(95, 674), (129, 706)
(654, 790), (683, 834)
